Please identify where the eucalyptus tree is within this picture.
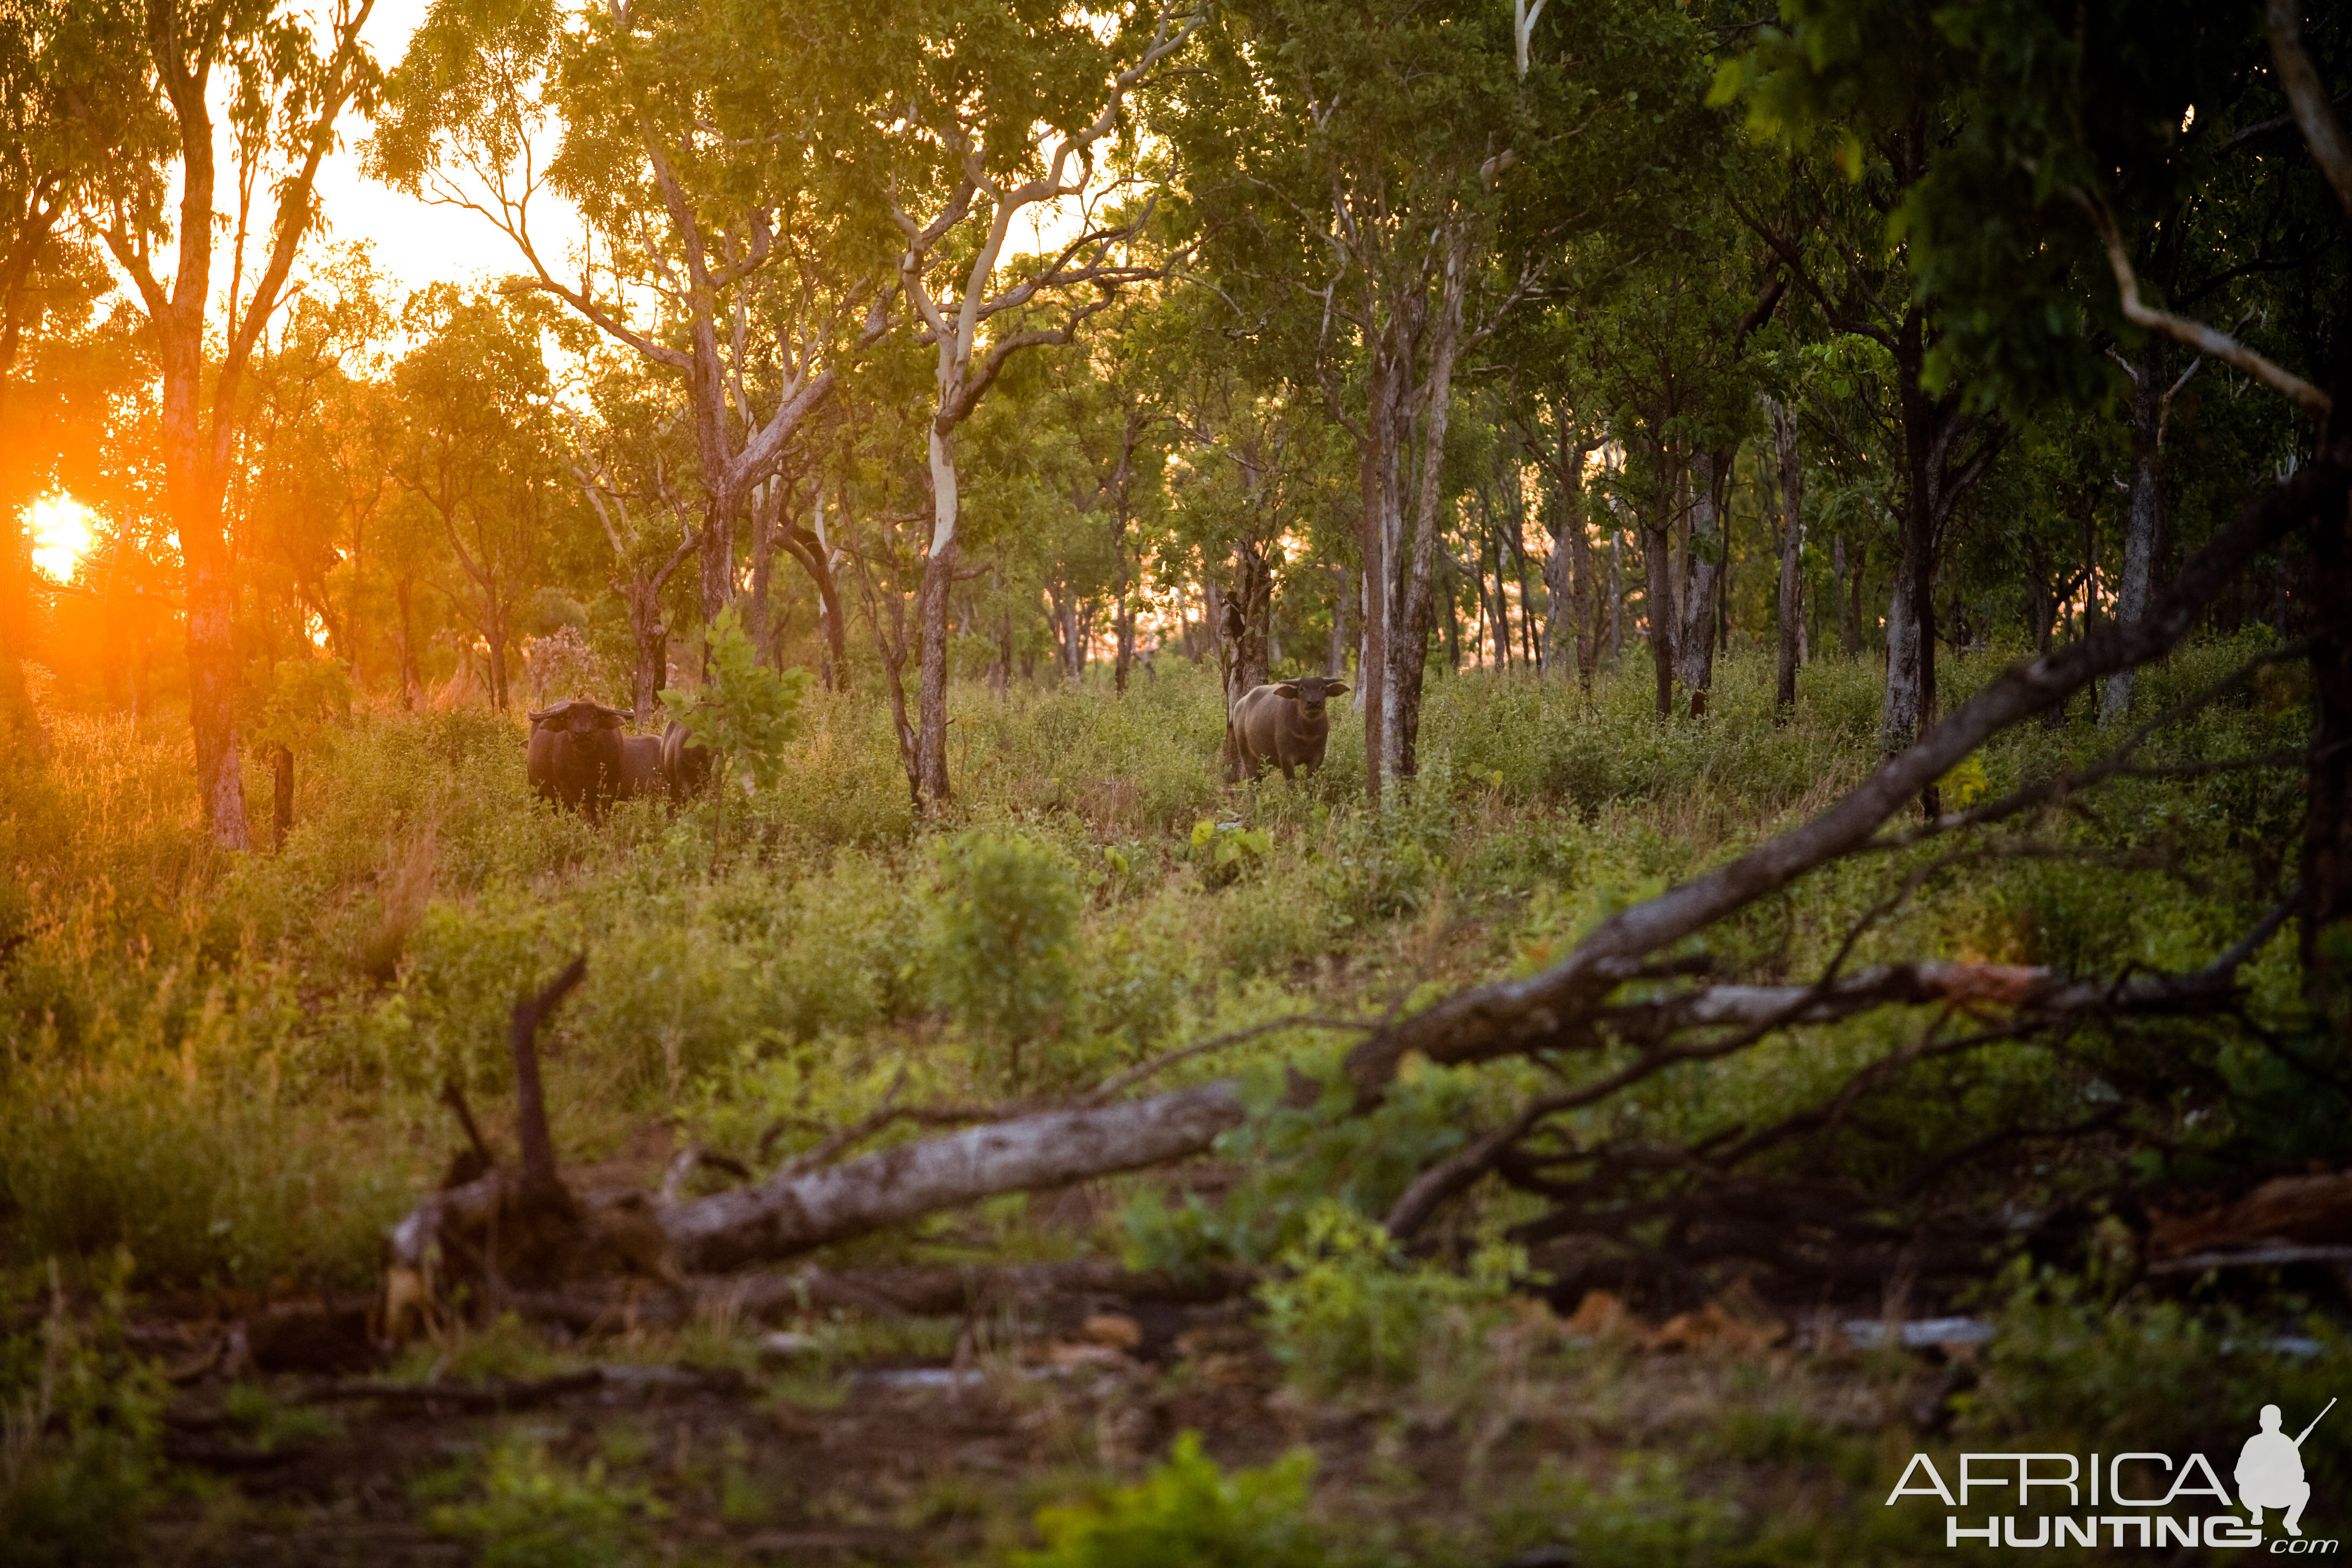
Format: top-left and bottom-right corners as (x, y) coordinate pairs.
(388, 285), (566, 713)
(1571, 240), (1781, 719)
(863, 3), (1198, 805)
(557, 352), (708, 717)
(66, 0), (379, 846)
(1320, 0), (2352, 1277)
(1165, 0), (1711, 794)
(370, 0), (892, 655)
(241, 244), (398, 682)
(1720, 18), (2023, 773)
(0, 0), (126, 753)
(1046, 292), (1178, 692)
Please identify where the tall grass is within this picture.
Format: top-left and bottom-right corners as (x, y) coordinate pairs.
(0, 644), (2299, 1288)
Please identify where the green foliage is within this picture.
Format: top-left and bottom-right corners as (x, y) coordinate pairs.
(0, 1258), (163, 1567)
(1485, 1456), (1743, 1568)
(425, 1431), (664, 1568)
(249, 654), (354, 755)
(1256, 1201), (1522, 1396)
(1188, 817), (1271, 888)
(1013, 1432), (1325, 1568)
(930, 832), (1082, 1079)
(1125, 1053), (1494, 1272)
(662, 605), (811, 864)
(221, 1379), (338, 1452)
(661, 606), (810, 798)
(1964, 1263), (2352, 1495)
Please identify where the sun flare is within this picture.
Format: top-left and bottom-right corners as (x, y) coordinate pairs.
(29, 495), (94, 582)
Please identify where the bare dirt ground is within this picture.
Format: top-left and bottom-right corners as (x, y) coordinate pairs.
(129, 1275), (1952, 1567)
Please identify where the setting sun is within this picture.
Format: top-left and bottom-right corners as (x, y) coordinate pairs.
(28, 495), (94, 582)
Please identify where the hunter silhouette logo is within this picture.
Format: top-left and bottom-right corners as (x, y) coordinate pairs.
(2241, 1399), (2334, 1538)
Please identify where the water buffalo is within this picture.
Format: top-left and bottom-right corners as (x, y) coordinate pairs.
(616, 734), (667, 803)
(526, 698), (631, 818)
(1229, 676), (1350, 783)
(660, 719), (712, 799)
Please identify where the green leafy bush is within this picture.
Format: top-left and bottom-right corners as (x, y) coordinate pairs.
(1188, 818), (1271, 888)
(930, 831), (1081, 1082)
(1257, 1200), (1522, 1396)
(1013, 1431), (1324, 1568)
(662, 605), (811, 861)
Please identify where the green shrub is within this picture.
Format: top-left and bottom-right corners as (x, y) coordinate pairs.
(1256, 1201), (1521, 1396)
(1188, 818), (1272, 888)
(425, 1431), (663, 1568)
(1013, 1431), (1325, 1568)
(0, 1259), (164, 1567)
(662, 604), (811, 863)
(928, 832), (1082, 1080)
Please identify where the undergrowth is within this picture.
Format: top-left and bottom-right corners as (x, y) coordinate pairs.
(0, 642), (2310, 1300)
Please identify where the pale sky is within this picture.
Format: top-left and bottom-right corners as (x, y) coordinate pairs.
(313, 0), (1092, 298)
(313, 0), (585, 297)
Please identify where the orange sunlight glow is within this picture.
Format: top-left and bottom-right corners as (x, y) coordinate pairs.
(29, 495), (94, 582)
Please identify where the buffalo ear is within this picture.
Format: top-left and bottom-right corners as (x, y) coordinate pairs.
(1325, 682), (1349, 698)
(1273, 682), (1301, 699)
(596, 706), (627, 727)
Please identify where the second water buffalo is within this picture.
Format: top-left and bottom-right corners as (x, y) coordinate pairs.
(1229, 676), (1350, 783)
(526, 698), (633, 818)
(661, 720), (712, 799)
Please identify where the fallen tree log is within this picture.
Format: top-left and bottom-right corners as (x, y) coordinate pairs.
(660, 1083), (1247, 1273)
(382, 1057), (1248, 1336)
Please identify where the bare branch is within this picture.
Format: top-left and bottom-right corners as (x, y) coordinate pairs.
(2072, 187), (2329, 414)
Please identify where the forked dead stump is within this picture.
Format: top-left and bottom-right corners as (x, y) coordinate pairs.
(382, 957), (612, 1340)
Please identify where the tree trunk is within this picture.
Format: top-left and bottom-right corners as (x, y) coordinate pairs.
(1359, 351), (1392, 804)
(1390, 236), (1468, 779)
(780, 515), (848, 694)
(166, 347), (252, 847)
(1675, 449), (1728, 716)
(1641, 466), (1678, 720)
(1539, 430), (1598, 694)
(699, 493), (738, 626)
(745, 483), (780, 668)
(1842, 537), (1866, 658)
(914, 422), (958, 807)
(1772, 401), (1805, 715)
(1881, 386), (1941, 770)
(270, 745), (295, 851)
(1606, 515), (1623, 662)
(1326, 570), (1349, 678)
(622, 572), (670, 721)
(2102, 334), (2168, 728)
(484, 584), (512, 713)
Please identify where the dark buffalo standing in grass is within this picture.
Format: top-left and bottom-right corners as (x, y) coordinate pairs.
(1228, 676), (1350, 783)
(526, 698), (637, 818)
(661, 720), (711, 799)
